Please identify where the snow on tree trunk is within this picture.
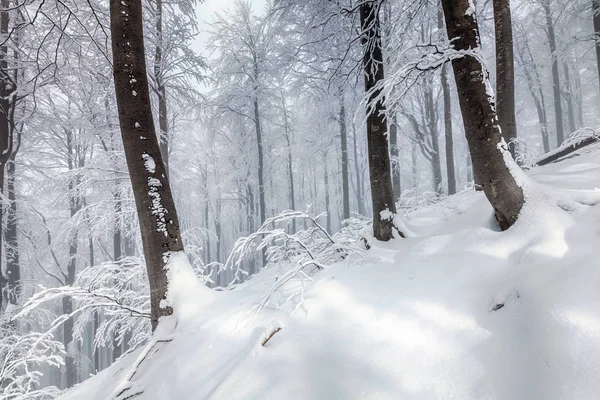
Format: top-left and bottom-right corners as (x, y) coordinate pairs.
(441, 0), (524, 230)
(339, 93), (350, 221)
(359, 1), (401, 241)
(109, 0), (184, 331)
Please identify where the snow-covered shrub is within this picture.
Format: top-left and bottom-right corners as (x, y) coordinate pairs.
(222, 210), (367, 313)
(398, 188), (445, 209)
(0, 317), (64, 400)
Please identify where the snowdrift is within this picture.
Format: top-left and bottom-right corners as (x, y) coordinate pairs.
(61, 143), (600, 400)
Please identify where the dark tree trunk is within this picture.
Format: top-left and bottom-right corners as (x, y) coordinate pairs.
(441, 64), (456, 195)
(438, 9), (456, 195)
(359, 1), (400, 241)
(282, 98), (296, 232)
(154, 0), (169, 172)
(5, 128), (18, 306)
(89, 237), (100, 373)
(411, 140), (418, 189)
(0, 0), (14, 310)
(424, 84), (443, 194)
(442, 0), (524, 230)
(109, 0), (184, 331)
(352, 121), (365, 216)
(253, 97), (266, 266)
(323, 153), (331, 233)
(339, 95), (350, 221)
(562, 61), (577, 134)
(64, 129), (82, 388)
(389, 113), (401, 200)
(542, 0), (564, 147)
(593, 0), (600, 93)
(112, 190), (123, 362)
(493, 0), (518, 157)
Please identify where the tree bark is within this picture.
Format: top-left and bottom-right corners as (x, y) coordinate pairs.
(563, 61), (577, 134)
(441, 64), (456, 195)
(493, 0), (518, 157)
(442, 0), (524, 230)
(359, 1), (400, 241)
(542, 0), (564, 147)
(109, 0), (184, 331)
(5, 149), (19, 305)
(253, 97), (266, 266)
(154, 0), (169, 173)
(0, 0), (14, 310)
(389, 113), (401, 200)
(339, 94), (350, 221)
(351, 121), (365, 216)
(593, 0), (600, 93)
(424, 82), (443, 194)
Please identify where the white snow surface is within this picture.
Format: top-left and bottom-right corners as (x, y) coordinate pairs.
(61, 144), (600, 400)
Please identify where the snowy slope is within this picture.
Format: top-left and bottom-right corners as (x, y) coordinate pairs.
(61, 144), (600, 400)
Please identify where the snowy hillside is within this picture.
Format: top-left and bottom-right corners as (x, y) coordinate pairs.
(61, 144), (600, 400)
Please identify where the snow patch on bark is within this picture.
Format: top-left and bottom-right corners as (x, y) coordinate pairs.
(142, 153), (156, 173)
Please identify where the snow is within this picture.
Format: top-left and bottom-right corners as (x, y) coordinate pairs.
(141, 153), (156, 173)
(60, 146), (600, 400)
(465, 0), (476, 17)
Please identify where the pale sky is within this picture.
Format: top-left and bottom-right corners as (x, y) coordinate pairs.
(192, 0), (268, 55)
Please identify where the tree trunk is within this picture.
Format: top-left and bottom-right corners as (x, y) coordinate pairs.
(593, 0), (600, 93)
(441, 64), (456, 195)
(0, 0), (13, 310)
(563, 61), (576, 134)
(389, 113), (402, 200)
(493, 0), (518, 157)
(411, 140), (418, 189)
(441, 0), (524, 230)
(112, 190), (123, 362)
(323, 153), (331, 233)
(282, 99), (296, 232)
(339, 95), (350, 221)
(424, 83), (443, 194)
(154, 0), (169, 172)
(64, 129), (81, 388)
(352, 121), (365, 216)
(253, 97), (266, 266)
(542, 0), (564, 147)
(359, 2), (400, 241)
(109, 0), (184, 331)
(5, 130), (18, 306)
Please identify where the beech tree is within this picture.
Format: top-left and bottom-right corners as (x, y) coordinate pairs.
(441, 0), (524, 230)
(360, 0), (401, 241)
(109, 0), (184, 330)
(493, 0), (518, 157)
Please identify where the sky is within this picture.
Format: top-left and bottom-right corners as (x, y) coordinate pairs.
(192, 0), (268, 55)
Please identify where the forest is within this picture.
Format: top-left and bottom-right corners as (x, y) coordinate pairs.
(1, 0), (600, 398)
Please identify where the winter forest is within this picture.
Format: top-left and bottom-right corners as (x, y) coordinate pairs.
(2, 0), (600, 398)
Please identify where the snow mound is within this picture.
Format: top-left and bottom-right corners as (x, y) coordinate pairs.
(61, 145), (600, 400)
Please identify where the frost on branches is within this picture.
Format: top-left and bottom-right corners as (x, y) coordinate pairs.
(0, 318), (64, 400)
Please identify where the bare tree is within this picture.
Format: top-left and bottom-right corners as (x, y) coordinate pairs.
(441, 0), (524, 230)
(109, 0), (184, 330)
(542, 0), (565, 147)
(359, 1), (401, 241)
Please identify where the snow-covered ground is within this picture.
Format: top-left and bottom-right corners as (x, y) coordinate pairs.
(61, 144), (600, 400)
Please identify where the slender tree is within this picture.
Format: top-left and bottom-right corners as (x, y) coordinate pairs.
(339, 93), (350, 221)
(359, 1), (401, 241)
(493, 0), (518, 157)
(542, 0), (565, 147)
(109, 0), (185, 330)
(593, 0), (600, 92)
(441, 0), (524, 230)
